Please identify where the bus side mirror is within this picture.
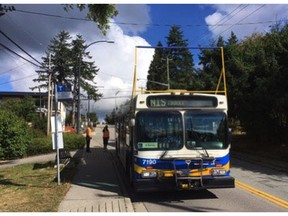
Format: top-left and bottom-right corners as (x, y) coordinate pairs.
(129, 119), (135, 127)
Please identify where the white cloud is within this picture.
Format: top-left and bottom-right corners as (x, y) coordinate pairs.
(205, 4), (288, 41)
(84, 22), (154, 118)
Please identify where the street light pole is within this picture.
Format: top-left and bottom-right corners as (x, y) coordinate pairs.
(76, 40), (114, 134)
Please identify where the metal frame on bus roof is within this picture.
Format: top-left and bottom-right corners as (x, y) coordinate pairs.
(132, 46), (227, 98)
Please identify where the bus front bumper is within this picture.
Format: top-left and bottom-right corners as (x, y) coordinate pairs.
(133, 176), (235, 192)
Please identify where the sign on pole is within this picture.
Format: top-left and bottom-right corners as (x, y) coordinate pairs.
(57, 83), (73, 101)
(51, 116), (64, 150)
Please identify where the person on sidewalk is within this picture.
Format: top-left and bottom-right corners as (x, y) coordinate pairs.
(86, 123), (93, 153)
(102, 125), (110, 150)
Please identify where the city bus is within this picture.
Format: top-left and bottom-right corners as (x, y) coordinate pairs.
(115, 46), (235, 192)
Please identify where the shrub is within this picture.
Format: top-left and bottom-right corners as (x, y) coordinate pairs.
(26, 133), (85, 156)
(0, 110), (32, 159)
(63, 133), (85, 149)
(27, 136), (52, 156)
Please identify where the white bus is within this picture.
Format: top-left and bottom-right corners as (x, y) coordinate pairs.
(115, 46), (235, 192)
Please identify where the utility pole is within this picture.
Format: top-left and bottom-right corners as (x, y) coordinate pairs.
(47, 53), (52, 136)
(166, 56), (171, 90)
(87, 95), (90, 123)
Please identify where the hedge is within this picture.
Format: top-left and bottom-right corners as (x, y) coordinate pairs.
(27, 133), (85, 156)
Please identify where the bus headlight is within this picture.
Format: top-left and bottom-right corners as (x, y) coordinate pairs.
(141, 171), (157, 178)
(212, 168), (226, 176)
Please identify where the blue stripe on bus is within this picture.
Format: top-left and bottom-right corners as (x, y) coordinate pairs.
(136, 153), (230, 170)
(133, 153), (231, 180)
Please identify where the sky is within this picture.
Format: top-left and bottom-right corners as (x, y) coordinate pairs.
(1, 2), (288, 120)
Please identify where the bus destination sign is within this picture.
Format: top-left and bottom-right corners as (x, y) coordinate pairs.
(147, 95), (217, 108)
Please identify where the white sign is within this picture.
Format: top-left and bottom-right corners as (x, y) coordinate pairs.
(52, 132), (64, 150)
(51, 116), (63, 132)
(51, 116), (64, 149)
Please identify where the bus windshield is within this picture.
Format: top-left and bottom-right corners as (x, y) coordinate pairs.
(185, 112), (228, 149)
(136, 111), (183, 150)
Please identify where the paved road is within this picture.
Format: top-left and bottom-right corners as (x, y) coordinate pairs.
(121, 159), (287, 212)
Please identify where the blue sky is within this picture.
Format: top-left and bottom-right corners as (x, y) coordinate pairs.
(1, 3), (288, 118)
(138, 4), (214, 47)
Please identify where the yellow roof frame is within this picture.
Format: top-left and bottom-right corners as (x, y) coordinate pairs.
(132, 46), (227, 98)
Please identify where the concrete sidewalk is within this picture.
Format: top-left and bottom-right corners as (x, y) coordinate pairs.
(57, 126), (135, 212)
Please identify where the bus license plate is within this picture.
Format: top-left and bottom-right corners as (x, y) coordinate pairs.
(179, 169), (190, 176)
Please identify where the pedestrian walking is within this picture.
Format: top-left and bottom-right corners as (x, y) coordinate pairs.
(102, 125), (110, 150)
(86, 123), (93, 152)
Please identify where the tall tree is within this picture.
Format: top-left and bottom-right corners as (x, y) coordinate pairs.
(198, 36), (224, 91)
(32, 31), (102, 127)
(165, 25), (195, 89)
(146, 41), (168, 90)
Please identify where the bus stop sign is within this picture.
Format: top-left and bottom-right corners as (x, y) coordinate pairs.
(56, 83), (73, 101)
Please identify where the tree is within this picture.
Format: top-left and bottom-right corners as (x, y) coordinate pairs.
(64, 4), (118, 35)
(147, 26), (195, 90)
(87, 112), (98, 123)
(70, 34), (102, 126)
(0, 96), (36, 122)
(32, 31), (103, 127)
(105, 109), (117, 124)
(165, 25), (195, 89)
(198, 36), (224, 91)
(146, 41), (167, 90)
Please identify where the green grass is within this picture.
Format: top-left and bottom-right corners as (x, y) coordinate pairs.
(0, 160), (78, 212)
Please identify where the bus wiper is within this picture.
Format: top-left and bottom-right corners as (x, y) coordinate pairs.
(202, 145), (210, 158)
(196, 143), (210, 158)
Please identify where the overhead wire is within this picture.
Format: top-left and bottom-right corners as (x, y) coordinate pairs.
(0, 60), (29, 76)
(0, 30), (42, 66)
(0, 74), (37, 86)
(215, 4), (266, 38)
(197, 4), (249, 43)
(0, 42), (41, 67)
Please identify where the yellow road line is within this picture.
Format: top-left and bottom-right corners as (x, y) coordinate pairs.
(235, 180), (288, 209)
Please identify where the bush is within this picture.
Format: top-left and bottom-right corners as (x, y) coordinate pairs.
(0, 110), (32, 159)
(26, 133), (85, 156)
(63, 133), (85, 149)
(27, 136), (52, 156)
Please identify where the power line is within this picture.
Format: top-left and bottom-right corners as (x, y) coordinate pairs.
(0, 30), (42, 66)
(0, 42), (41, 67)
(0, 60), (28, 76)
(215, 4), (266, 38)
(198, 4), (249, 43)
(0, 74), (37, 86)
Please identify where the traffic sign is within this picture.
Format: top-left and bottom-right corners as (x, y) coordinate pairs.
(56, 83), (73, 101)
